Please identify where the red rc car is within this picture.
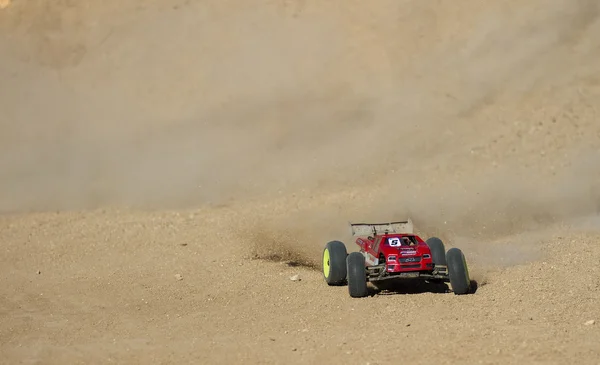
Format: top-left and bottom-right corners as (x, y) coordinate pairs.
(322, 219), (472, 298)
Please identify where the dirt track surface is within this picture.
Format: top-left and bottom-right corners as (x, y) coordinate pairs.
(1, 1), (600, 364)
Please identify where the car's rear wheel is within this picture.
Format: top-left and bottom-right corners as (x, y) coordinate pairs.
(323, 241), (347, 286)
(346, 252), (369, 298)
(426, 237), (447, 266)
(446, 247), (471, 295)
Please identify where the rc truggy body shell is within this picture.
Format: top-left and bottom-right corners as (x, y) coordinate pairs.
(356, 234), (434, 274)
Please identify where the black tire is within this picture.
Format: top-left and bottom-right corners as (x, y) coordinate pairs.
(322, 241), (348, 286)
(346, 252), (368, 298)
(426, 237), (447, 266)
(446, 247), (471, 295)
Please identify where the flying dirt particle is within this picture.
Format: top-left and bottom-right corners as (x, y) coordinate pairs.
(174, 274), (183, 281)
(0, 0), (10, 10)
(584, 320), (595, 326)
(289, 274), (300, 281)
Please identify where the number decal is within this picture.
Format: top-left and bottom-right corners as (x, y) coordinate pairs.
(388, 237), (401, 247)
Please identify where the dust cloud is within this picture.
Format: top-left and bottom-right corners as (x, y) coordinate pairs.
(1, 0), (599, 271)
(236, 0), (600, 269)
(245, 152), (600, 273)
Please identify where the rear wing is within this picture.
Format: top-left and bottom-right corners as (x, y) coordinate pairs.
(349, 219), (414, 237)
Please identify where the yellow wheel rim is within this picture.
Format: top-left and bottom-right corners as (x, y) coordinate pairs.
(462, 253), (470, 283)
(323, 248), (331, 278)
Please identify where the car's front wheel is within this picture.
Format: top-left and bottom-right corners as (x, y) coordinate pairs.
(446, 248), (471, 295)
(346, 252), (369, 298)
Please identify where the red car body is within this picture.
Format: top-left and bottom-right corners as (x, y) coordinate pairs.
(356, 233), (435, 274)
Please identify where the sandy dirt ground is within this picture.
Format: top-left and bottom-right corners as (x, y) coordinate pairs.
(1, 0), (600, 364)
